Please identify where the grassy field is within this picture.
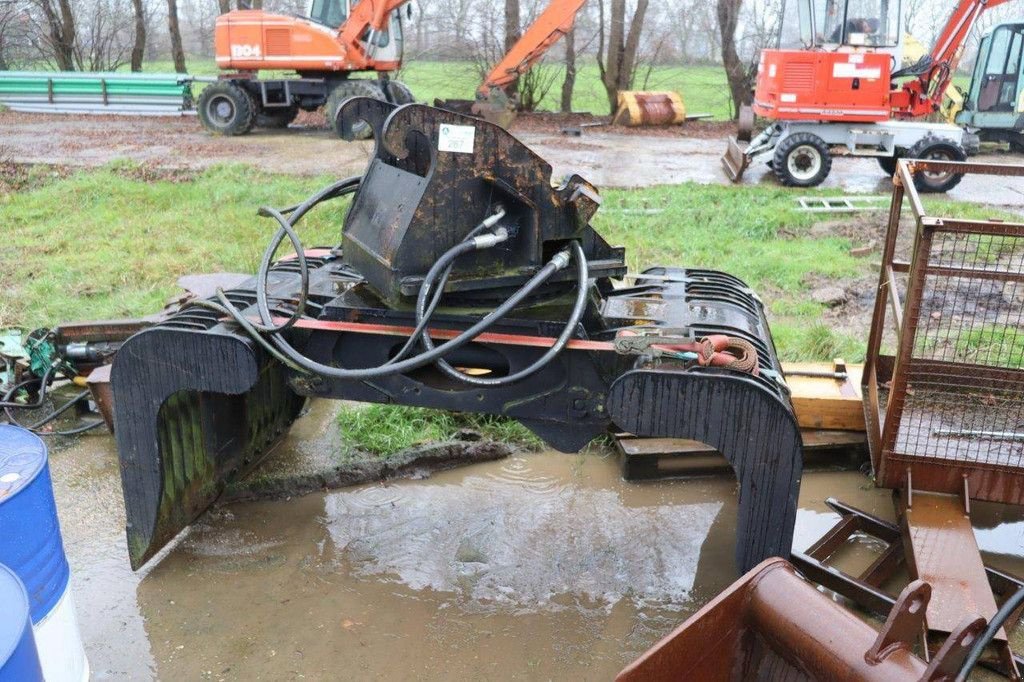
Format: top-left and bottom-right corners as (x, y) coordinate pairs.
(135, 57), (733, 120)
(3, 161), (869, 361)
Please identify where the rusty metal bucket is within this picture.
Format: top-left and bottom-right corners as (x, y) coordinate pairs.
(612, 91), (685, 126)
(434, 88), (517, 129)
(721, 136), (749, 182)
(617, 558), (984, 681)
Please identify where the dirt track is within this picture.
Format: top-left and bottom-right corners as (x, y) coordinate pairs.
(4, 110), (1024, 204)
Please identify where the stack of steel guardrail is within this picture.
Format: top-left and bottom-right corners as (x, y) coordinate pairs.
(0, 71), (196, 116)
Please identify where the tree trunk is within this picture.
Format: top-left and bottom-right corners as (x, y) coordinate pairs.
(599, 0), (649, 115)
(167, 0), (187, 73)
(717, 0), (750, 119)
(39, 0), (77, 70)
(504, 0), (521, 98)
(218, 0), (231, 13)
(130, 0), (146, 72)
(560, 27), (575, 113)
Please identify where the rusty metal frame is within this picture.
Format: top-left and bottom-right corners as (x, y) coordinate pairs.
(864, 158), (1024, 503)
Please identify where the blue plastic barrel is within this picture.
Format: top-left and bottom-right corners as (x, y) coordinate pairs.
(0, 563), (44, 682)
(0, 424), (70, 623)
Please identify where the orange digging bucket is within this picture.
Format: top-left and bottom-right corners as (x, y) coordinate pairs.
(617, 558), (984, 682)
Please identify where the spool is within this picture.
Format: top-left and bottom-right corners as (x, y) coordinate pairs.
(0, 425), (89, 682)
(0, 563), (43, 682)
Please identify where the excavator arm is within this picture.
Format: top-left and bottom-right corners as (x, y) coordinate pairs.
(477, 0), (587, 98)
(337, 0), (411, 62)
(894, 0), (1015, 117)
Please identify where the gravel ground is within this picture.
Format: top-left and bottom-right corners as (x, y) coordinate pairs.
(4, 109), (1024, 203)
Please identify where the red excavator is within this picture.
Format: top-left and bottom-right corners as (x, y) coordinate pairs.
(722, 0), (1014, 191)
(199, 0), (586, 138)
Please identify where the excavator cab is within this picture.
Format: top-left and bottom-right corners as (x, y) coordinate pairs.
(305, 0), (405, 64)
(957, 22), (1024, 149)
(753, 0), (902, 123)
(780, 0), (901, 51)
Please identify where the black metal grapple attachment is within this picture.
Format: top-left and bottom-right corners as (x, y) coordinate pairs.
(111, 102), (802, 575)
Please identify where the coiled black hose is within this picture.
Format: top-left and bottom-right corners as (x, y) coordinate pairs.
(414, 240), (589, 387)
(208, 175), (587, 385)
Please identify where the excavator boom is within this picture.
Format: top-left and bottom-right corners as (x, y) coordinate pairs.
(338, 0), (412, 64)
(477, 0), (587, 97)
(895, 0), (1016, 116)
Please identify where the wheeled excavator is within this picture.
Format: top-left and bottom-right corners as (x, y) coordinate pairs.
(198, 0), (586, 138)
(723, 0), (1015, 191)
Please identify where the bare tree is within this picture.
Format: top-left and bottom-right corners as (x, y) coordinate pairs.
(560, 26), (575, 112)
(717, 0), (750, 118)
(167, 0), (186, 72)
(72, 0), (134, 71)
(130, 0), (145, 70)
(35, 0), (77, 70)
(504, 0), (521, 98)
(596, 0), (650, 115)
(0, 0), (27, 69)
(217, 0), (230, 12)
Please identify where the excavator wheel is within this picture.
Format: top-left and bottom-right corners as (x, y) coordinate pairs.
(385, 81), (416, 105)
(877, 154), (899, 177)
(256, 106), (299, 129)
(327, 80), (385, 140)
(905, 136), (966, 193)
(197, 81), (256, 136)
(772, 132), (832, 188)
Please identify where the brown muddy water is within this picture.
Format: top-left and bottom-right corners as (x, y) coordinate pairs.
(45, 405), (1024, 681)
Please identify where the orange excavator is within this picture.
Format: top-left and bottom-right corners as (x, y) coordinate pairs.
(722, 0), (1015, 191)
(199, 0), (586, 138)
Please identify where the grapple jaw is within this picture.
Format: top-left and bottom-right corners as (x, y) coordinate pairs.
(111, 307), (305, 569)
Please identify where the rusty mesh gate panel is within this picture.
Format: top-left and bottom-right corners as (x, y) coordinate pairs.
(864, 159), (1024, 502)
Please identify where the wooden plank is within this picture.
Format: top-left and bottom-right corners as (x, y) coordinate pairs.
(783, 361), (865, 431)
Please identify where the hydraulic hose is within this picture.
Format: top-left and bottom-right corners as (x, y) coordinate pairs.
(208, 174), (590, 387)
(252, 249), (567, 380)
(3, 375), (104, 436)
(0, 365), (57, 410)
(416, 240), (589, 387)
(385, 211), (507, 366)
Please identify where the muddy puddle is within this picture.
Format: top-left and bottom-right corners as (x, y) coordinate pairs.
(45, 418), (1024, 681)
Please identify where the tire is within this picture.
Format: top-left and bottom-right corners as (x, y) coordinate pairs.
(197, 81), (256, 136)
(905, 136), (966, 193)
(326, 80), (386, 140)
(256, 107), (298, 129)
(877, 155), (898, 177)
(385, 80), (416, 105)
(772, 132), (832, 187)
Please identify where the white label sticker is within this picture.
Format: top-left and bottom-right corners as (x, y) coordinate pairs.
(849, 54), (865, 64)
(438, 124), (475, 154)
(769, 64), (777, 77)
(832, 62), (881, 79)
(780, 93), (797, 103)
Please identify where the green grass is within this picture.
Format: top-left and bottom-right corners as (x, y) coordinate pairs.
(956, 325), (1024, 367)
(336, 403), (544, 456)
(0, 162), (348, 329)
(1, 163), (870, 360)
(129, 57), (732, 119)
(593, 183), (867, 360)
